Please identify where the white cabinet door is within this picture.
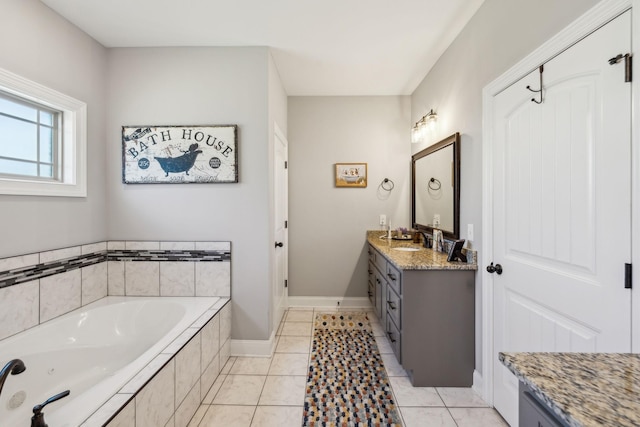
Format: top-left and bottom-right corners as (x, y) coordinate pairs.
(491, 11), (632, 425)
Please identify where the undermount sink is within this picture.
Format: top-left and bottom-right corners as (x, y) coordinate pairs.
(393, 247), (421, 252)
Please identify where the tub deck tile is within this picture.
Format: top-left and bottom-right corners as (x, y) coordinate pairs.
(191, 307), (219, 328)
(120, 353), (172, 394)
(163, 326), (201, 355)
(211, 297), (230, 310)
(80, 393), (133, 427)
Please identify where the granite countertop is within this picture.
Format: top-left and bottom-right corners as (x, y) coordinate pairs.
(366, 230), (477, 271)
(500, 352), (640, 427)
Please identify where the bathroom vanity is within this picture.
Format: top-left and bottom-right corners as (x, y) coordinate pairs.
(367, 230), (476, 387)
(500, 352), (640, 427)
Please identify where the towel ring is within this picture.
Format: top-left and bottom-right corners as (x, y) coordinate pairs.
(380, 178), (394, 192)
(428, 177), (441, 191)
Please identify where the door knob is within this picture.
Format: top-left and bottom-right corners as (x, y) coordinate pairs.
(486, 262), (503, 275)
(275, 242), (284, 248)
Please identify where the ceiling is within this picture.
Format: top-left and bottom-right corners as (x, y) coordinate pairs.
(39, 0), (484, 96)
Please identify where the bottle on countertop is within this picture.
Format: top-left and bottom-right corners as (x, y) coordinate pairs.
(433, 230), (441, 251)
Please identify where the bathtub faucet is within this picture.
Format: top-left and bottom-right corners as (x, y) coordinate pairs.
(0, 359), (26, 396)
(31, 389), (70, 427)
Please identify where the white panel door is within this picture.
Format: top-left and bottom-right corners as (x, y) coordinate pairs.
(492, 11), (632, 425)
(273, 127), (288, 333)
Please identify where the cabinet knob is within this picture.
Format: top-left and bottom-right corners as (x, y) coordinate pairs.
(387, 301), (397, 310)
(387, 273), (397, 281)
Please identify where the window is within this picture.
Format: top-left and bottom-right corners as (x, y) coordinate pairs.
(0, 92), (60, 180)
(0, 67), (86, 197)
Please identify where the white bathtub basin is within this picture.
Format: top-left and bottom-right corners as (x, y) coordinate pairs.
(0, 296), (219, 427)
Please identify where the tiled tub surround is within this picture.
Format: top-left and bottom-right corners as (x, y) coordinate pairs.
(501, 352), (640, 427)
(0, 241), (231, 341)
(0, 296), (230, 426)
(0, 241), (231, 426)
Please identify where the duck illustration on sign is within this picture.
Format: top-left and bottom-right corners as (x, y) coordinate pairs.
(122, 125), (238, 184)
(155, 143), (202, 176)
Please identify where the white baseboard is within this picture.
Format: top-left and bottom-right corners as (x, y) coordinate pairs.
(230, 330), (276, 357)
(287, 296), (372, 308)
(472, 369), (485, 401)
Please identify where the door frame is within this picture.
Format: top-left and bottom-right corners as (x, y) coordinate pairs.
(480, 0), (635, 406)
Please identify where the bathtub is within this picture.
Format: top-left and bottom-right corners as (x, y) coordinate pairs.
(0, 296), (221, 427)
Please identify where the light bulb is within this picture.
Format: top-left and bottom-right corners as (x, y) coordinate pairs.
(411, 124), (421, 143)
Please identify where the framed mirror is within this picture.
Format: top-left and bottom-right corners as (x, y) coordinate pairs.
(411, 132), (460, 239)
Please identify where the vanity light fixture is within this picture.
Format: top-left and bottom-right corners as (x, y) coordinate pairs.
(411, 109), (438, 143)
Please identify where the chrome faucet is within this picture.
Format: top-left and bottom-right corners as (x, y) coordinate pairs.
(0, 359), (26, 397)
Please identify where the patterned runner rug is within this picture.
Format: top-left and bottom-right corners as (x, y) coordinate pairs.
(302, 312), (402, 427)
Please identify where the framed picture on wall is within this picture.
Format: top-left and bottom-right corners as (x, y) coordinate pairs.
(122, 125), (238, 184)
(335, 163), (367, 188)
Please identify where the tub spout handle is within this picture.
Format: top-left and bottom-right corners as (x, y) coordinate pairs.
(31, 390), (70, 427)
(0, 359), (26, 397)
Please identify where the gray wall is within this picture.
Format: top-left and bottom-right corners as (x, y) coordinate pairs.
(288, 96), (411, 298)
(106, 47), (273, 341)
(0, 0), (108, 258)
(410, 0), (599, 375)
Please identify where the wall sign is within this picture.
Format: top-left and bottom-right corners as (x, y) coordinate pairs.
(122, 125), (238, 184)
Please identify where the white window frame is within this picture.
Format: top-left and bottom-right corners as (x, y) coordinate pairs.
(0, 67), (87, 197)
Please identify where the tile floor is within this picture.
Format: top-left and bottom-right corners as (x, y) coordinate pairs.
(187, 308), (508, 427)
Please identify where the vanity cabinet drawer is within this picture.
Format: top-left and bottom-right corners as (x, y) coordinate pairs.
(386, 315), (401, 361)
(374, 247), (387, 275)
(368, 245), (376, 263)
(386, 285), (401, 328)
(386, 263), (401, 295)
